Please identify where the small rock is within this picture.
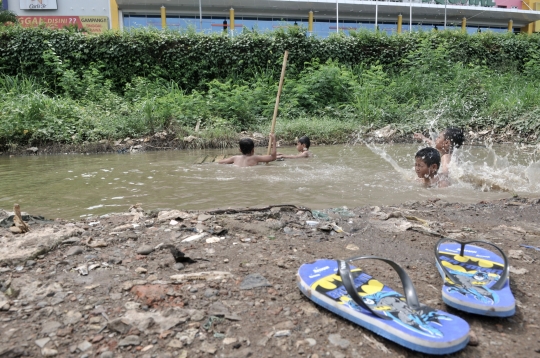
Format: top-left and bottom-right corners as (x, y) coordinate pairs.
(99, 352), (114, 358)
(240, 273), (272, 290)
(136, 245), (154, 255)
(41, 321), (62, 334)
(274, 330), (291, 337)
(41, 348), (58, 357)
(35, 337), (51, 348)
(223, 338), (238, 345)
(135, 267), (148, 274)
(107, 319), (131, 334)
(200, 342), (217, 354)
(190, 310), (205, 322)
(198, 214), (212, 222)
(167, 340), (183, 348)
(77, 341), (92, 352)
(305, 338), (317, 346)
(346, 244), (359, 251)
(124, 301), (141, 310)
(174, 263), (185, 271)
(468, 330), (479, 346)
(328, 334), (350, 349)
(64, 310), (83, 325)
(204, 288), (218, 298)
(118, 335), (141, 347)
(0, 301), (10, 311)
(25, 260), (36, 267)
(66, 246), (84, 256)
(509, 266), (529, 275)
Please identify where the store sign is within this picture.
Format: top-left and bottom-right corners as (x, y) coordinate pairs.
(20, 0), (58, 10)
(18, 16), (109, 33)
(422, 0), (496, 6)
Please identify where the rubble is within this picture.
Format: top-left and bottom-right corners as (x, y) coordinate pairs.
(0, 197), (539, 357)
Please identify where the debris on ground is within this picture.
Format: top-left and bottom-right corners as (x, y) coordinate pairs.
(0, 197), (539, 357)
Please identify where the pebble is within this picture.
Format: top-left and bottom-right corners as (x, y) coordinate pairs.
(200, 342), (217, 354)
(274, 330), (291, 337)
(84, 255), (98, 261)
(328, 333), (350, 349)
(25, 260), (36, 267)
(100, 352), (114, 358)
(240, 273), (272, 290)
(204, 288), (219, 298)
(64, 310), (83, 325)
(41, 348), (58, 357)
(41, 321), (62, 334)
(135, 267), (148, 274)
(77, 341), (92, 352)
(174, 263), (185, 271)
(136, 245), (154, 255)
(107, 318), (131, 334)
(223, 337), (238, 345)
(66, 246), (84, 256)
(468, 330), (479, 346)
(35, 337), (51, 348)
(118, 335), (141, 347)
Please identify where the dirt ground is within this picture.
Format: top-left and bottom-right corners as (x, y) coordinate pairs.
(1, 196), (539, 358)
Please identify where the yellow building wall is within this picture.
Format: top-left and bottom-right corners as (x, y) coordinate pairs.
(521, 0), (540, 33)
(110, 0), (119, 30)
(536, 2), (540, 33)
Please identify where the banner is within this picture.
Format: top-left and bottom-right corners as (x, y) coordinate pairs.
(18, 16), (109, 33)
(20, 0), (58, 10)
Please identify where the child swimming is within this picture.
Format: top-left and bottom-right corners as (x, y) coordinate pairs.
(415, 147), (448, 188)
(414, 127), (464, 175)
(277, 136), (312, 159)
(217, 133), (277, 167)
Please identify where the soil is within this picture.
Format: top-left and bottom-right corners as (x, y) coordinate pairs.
(1, 197), (540, 358)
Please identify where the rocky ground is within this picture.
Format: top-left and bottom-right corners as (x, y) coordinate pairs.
(1, 196), (540, 358)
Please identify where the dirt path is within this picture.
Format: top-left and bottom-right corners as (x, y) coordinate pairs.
(1, 197), (539, 358)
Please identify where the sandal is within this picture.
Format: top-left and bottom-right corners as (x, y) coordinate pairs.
(435, 238), (515, 317)
(297, 257), (470, 355)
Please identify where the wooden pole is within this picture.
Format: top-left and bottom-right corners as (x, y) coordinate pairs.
(267, 50), (288, 155)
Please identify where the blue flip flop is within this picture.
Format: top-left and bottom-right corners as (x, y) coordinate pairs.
(297, 257), (470, 355)
(435, 238), (515, 317)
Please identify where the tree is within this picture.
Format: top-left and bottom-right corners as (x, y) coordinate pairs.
(0, 9), (18, 26)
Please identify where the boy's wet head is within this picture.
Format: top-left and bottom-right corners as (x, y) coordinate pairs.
(239, 138), (255, 155)
(443, 127), (464, 149)
(298, 136), (310, 149)
(436, 127), (464, 153)
(415, 147), (441, 179)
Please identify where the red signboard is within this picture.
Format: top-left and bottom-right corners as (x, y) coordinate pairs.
(18, 16), (109, 33)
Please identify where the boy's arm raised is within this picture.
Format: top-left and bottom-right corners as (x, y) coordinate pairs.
(217, 156), (235, 164)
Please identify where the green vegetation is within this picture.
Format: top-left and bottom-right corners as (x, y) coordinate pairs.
(0, 26), (539, 149)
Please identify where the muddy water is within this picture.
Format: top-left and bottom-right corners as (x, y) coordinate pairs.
(1, 144), (538, 219)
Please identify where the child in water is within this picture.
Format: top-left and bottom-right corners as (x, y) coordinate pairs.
(277, 136), (312, 159)
(414, 127), (464, 175)
(217, 133), (277, 167)
(415, 147), (448, 188)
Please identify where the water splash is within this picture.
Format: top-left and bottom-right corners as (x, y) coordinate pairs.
(365, 140), (540, 194)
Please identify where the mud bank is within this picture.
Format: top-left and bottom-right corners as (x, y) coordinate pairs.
(1, 127), (538, 157)
(1, 197), (540, 358)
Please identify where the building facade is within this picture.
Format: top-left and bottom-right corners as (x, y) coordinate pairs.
(5, 0), (540, 35)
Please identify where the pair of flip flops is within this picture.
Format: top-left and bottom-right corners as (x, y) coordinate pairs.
(297, 238), (515, 355)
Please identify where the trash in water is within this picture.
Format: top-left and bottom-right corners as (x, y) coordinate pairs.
(331, 207), (355, 217)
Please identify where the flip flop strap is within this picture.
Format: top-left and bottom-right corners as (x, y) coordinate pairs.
(435, 238), (509, 291)
(337, 256), (422, 320)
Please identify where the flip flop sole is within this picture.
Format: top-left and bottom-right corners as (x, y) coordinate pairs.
(436, 242), (515, 317)
(297, 259), (470, 355)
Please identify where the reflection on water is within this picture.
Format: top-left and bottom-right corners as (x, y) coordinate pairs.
(0, 143), (538, 219)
